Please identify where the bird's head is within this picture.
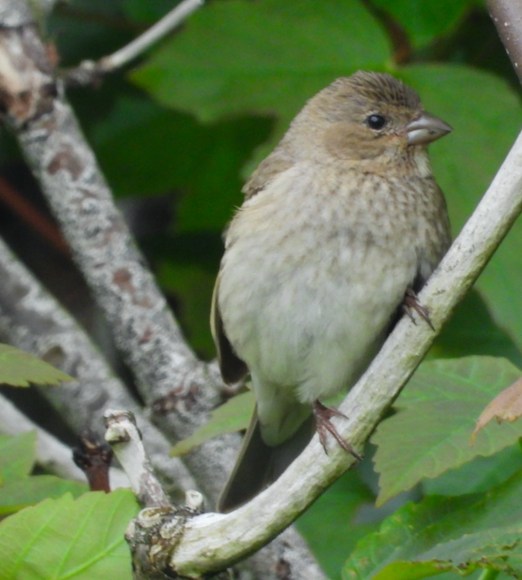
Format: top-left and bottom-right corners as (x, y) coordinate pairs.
(286, 71), (451, 173)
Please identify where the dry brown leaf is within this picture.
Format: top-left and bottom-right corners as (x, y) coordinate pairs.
(472, 377), (522, 443)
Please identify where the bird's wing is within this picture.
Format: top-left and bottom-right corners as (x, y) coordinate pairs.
(210, 273), (249, 384)
(242, 148), (293, 200)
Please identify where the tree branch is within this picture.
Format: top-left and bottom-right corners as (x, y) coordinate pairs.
(0, 0), (231, 503)
(0, 233), (196, 498)
(65, 0), (205, 86)
(487, 0), (522, 85)
(0, 2), (326, 578)
(105, 410), (171, 508)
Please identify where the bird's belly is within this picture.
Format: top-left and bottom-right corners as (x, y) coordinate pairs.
(219, 230), (416, 403)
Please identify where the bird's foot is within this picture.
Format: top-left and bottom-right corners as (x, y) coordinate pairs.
(402, 288), (434, 330)
(312, 400), (362, 461)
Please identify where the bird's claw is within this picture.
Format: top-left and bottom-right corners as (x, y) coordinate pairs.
(313, 400), (362, 461)
(402, 288), (434, 330)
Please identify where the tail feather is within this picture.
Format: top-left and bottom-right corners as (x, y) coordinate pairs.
(218, 410), (314, 513)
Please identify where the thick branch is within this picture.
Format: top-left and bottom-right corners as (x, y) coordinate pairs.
(0, 3), (326, 578)
(487, 0), (522, 84)
(0, 0), (234, 505)
(162, 126), (522, 576)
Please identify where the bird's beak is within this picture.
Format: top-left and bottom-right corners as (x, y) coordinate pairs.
(407, 112), (452, 146)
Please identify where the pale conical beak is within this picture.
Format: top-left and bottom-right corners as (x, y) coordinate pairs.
(407, 112), (452, 146)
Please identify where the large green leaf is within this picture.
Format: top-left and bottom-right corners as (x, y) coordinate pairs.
(0, 344), (73, 387)
(372, 356), (522, 506)
(372, 0), (472, 48)
(170, 390), (254, 456)
(297, 471), (378, 580)
(94, 94), (272, 232)
(0, 476), (87, 516)
(343, 469), (522, 579)
(0, 490), (138, 580)
(422, 444), (522, 497)
(0, 432), (36, 482)
(430, 290), (522, 368)
(131, 0), (389, 132)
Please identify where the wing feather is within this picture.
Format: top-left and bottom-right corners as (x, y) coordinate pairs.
(211, 274), (249, 384)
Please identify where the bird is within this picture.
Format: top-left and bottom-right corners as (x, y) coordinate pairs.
(211, 71), (452, 512)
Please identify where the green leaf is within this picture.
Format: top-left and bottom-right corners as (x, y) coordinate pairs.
(171, 391), (254, 456)
(94, 94), (272, 232)
(0, 432), (37, 481)
(297, 471), (378, 580)
(0, 490), (139, 580)
(372, 0), (472, 48)
(372, 356), (522, 506)
(0, 344), (73, 387)
(430, 290), (522, 368)
(123, 0), (174, 23)
(423, 444), (522, 497)
(344, 469), (522, 579)
(400, 65), (522, 353)
(157, 261), (217, 359)
(131, 0), (389, 135)
(0, 475), (87, 516)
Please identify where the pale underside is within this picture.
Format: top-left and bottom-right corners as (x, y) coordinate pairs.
(218, 160), (447, 446)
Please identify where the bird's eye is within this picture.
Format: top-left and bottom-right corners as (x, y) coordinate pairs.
(366, 114), (387, 130)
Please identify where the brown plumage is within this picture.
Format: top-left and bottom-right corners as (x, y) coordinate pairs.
(212, 71), (452, 512)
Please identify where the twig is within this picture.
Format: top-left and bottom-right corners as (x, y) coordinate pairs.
(73, 428), (114, 493)
(105, 410), (171, 507)
(65, 0), (204, 86)
(0, 391), (129, 487)
(487, 0), (522, 84)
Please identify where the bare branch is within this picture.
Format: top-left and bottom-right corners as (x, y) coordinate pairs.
(487, 0), (522, 84)
(65, 0), (204, 86)
(0, 1), (234, 505)
(0, 4), (327, 578)
(109, 408), (327, 580)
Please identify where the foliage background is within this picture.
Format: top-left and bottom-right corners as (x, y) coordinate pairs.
(1, 0), (522, 579)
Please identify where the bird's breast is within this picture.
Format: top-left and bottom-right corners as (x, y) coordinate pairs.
(218, 163), (446, 400)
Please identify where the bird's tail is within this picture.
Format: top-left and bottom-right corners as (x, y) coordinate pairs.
(217, 408), (314, 513)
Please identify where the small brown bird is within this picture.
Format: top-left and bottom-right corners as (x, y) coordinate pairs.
(212, 71), (452, 512)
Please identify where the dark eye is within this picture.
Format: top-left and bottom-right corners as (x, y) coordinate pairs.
(366, 114), (387, 130)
